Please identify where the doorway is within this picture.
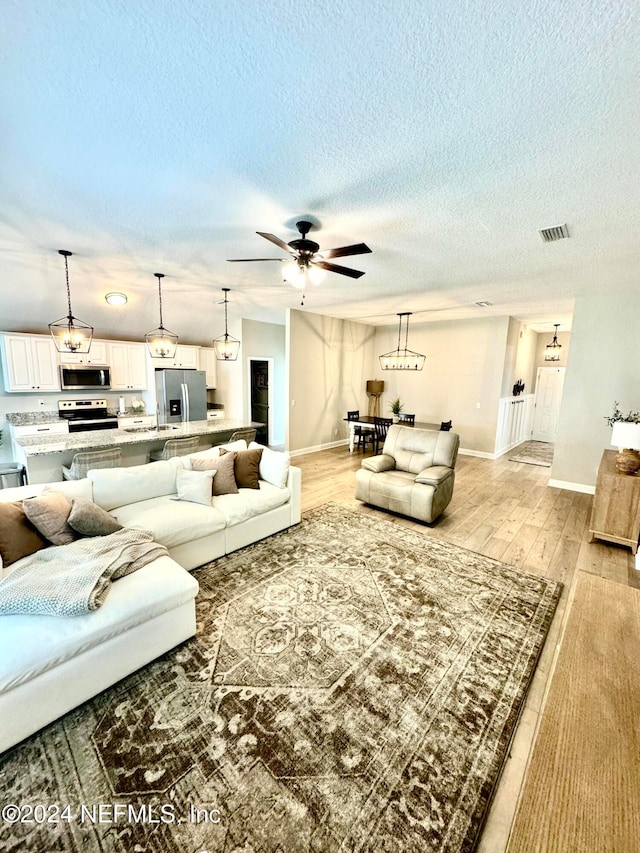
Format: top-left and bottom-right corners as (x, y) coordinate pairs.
(531, 367), (565, 442)
(249, 358), (272, 445)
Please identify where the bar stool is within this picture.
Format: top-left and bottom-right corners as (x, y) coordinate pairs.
(62, 448), (122, 480)
(229, 428), (257, 443)
(0, 462), (27, 488)
(149, 436), (200, 461)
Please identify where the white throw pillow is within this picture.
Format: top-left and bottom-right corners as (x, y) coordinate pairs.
(249, 442), (290, 488)
(170, 468), (215, 506)
(89, 459), (181, 511)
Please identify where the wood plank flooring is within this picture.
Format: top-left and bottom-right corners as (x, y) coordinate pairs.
(293, 444), (640, 851)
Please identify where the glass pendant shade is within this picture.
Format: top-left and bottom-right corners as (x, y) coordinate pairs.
(379, 312), (426, 371)
(545, 324), (562, 361)
(49, 250), (93, 354)
(213, 288), (241, 361)
(282, 259), (325, 289)
(145, 273), (178, 358)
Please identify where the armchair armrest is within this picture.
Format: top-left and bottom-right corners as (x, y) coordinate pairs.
(361, 454), (396, 473)
(415, 465), (453, 486)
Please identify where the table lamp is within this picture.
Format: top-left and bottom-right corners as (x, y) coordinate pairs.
(611, 421), (640, 474)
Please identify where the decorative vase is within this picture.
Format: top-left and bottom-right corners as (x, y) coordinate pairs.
(615, 448), (640, 475)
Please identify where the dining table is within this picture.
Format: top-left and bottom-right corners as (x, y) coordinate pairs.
(343, 416), (441, 452)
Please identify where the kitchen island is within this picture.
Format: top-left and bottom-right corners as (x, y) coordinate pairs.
(13, 419), (263, 484)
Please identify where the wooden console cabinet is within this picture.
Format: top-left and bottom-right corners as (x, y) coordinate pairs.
(588, 449), (640, 554)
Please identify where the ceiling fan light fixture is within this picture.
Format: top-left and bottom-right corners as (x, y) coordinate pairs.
(379, 312), (425, 371)
(213, 287), (241, 361)
(544, 323), (562, 361)
(145, 273), (179, 358)
(49, 249), (94, 354)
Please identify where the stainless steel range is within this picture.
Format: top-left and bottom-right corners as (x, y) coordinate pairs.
(58, 399), (119, 432)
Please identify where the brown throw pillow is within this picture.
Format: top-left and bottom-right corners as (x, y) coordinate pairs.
(220, 447), (263, 489)
(22, 490), (79, 546)
(193, 452), (239, 496)
(68, 498), (123, 537)
(0, 501), (49, 567)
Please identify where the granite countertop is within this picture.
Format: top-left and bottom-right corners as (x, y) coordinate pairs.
(6, 409), (150, 425)
(15, 419), (263, 456)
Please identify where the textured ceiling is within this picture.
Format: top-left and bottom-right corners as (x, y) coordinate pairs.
(2, 0), (639, 342)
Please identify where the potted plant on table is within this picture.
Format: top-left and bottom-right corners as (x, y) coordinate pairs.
(389, 398), (403, 423)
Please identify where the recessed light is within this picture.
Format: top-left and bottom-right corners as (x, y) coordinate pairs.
(105, 292), (128, 306)
(475, 300), (492, 307)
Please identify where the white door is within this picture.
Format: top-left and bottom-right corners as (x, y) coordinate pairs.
(532, 367), (565, 442)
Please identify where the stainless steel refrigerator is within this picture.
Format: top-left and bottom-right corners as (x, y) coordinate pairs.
(155, 369), (207, 425)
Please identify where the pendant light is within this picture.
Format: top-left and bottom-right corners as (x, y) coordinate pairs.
(145, 273), (178, 358)
(213, 288), (241, 361)
(544, 323), (562, 362)
(48, 250), (93, 354)
(379, 312), (425, 371)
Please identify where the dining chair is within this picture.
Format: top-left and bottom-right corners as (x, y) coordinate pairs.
(373, 416), (393, 455)
(397, 413), (415, 425)
(440, 420), (453, 431)
(347, 410), (373, 451)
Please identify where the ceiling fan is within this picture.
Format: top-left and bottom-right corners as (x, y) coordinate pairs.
(227, 220), (372, 300)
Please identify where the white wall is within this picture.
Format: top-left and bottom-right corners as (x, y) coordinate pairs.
(287, 310), (376, 452)
(374, 316), (509, 453)
(552, 286), (640, 488)
(241, 318), (286, 446)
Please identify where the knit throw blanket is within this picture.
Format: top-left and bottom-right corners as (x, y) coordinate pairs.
(0, 529), (169, 617)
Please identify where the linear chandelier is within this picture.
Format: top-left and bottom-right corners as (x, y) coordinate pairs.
(213, 288), (241, 361)
(145, 273), (179, 358)
(49, 249), (94, 354)
(544, 323), (562, 362)
(379, 312), (425, 371)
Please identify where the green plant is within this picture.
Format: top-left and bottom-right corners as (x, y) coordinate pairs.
(605, 402), (640, 427)
(388, 397), (404, 416)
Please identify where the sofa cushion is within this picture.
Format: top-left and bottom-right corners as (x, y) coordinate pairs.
(171, 468), (215, 506)
(213, 481), (292, 527)
(382, 425), (459, 473)
(0, 556), (198, 693)
(112, 496), (226, 548)
(68, 498), (123, 536)
(22, 490), (78, 546)
(0, 502), (49, 568)
(89, 459), (181, 511)
(249, 442), (290, 488)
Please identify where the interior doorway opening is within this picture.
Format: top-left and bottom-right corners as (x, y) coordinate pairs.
(248, 358), (273, 446)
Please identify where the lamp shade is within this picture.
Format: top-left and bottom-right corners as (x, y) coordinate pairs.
(611, 421), (640, 450)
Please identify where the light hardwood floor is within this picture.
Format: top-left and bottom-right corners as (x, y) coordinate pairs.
(293, 443), (640, 851)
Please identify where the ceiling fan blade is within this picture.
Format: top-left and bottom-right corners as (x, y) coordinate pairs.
(227, 258), (284, 262)
(321, 242), (372, 259)
(313, 260), (366, 279)
(256, 232), (295, 254)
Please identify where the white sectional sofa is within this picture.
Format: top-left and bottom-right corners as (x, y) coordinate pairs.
(0, 440), (301, 753)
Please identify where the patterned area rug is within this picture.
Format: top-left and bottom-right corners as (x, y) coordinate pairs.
(1, 503), (561, 853)
(508, 441), (554, 467)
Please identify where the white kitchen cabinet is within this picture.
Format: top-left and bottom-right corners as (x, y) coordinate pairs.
(1, 334), (61, 392)
(149, 345), (200, 371)
(207, 409), (225, 420)
(12, 421), (69, 437)
(199, 347), (218, 388)
(117, 414), (157, 430)
(57, 340), (108, 365)
(108, 342), (148, 390)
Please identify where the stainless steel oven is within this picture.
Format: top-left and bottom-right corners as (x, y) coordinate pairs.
(60, 364), (111, 391)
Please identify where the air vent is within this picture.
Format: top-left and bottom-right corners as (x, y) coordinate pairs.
(538, 224), (570, 243)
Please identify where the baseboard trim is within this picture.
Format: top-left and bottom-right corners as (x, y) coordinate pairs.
(290, 439), (349, 457)
(548, 478), (595, 495)
(459, 448), (496, 459)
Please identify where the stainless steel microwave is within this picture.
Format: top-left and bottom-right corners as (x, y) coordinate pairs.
(60, 364), (111, 391)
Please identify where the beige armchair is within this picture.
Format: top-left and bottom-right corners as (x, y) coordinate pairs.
(355, 425), (459, 523)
